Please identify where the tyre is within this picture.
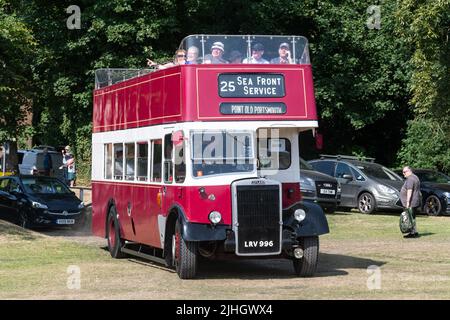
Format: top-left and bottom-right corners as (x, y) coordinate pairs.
(172, 219), (198, 279)
(423, 195), (442, 216)
(293, 236), (319, 277)
(106, 207), (127, 258)
(358, 192), (376, 214)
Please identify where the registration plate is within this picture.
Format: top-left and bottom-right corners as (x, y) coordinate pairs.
(56, 219), (75, 225)
(320, 189), (335, 195)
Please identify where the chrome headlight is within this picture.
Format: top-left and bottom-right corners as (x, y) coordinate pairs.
(31, 201), (48, 209)
(78, 202), (85, 209)
(378, 184), (396, 195)
(443, 192), (450, 199)
(208, 211), (222, 225)
(294, 209), (306, 222)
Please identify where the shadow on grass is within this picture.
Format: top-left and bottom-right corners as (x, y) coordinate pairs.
(0, 219), (39, 241)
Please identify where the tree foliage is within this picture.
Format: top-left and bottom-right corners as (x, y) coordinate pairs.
(395, 0), (450, 171)
(1, 0), (448, 181)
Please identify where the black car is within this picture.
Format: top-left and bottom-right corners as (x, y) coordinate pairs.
(0, 175), (85, 228)
(300, 157), (341, 213)
(412, 169), (450, 216)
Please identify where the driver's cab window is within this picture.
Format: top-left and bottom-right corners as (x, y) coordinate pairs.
(351, 167), (365, 181)
(258, 138), (291, 170)
(335, 163), (352, 179)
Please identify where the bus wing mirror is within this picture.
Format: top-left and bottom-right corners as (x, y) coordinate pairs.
(172, 130), (184, 147)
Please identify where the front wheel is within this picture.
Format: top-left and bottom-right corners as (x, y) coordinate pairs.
(18, 213), (30, 229)
(173, 219), (198, 279)
(293, 236), (319, 277)
(106, 207), (127, 258)
(424, 195), (442, 216)
(358, 192), (376, 214)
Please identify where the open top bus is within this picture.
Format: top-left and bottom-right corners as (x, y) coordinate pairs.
(91, 35), (329, 279)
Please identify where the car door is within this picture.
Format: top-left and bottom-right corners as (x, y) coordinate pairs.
(334, 162), (360, 207)
(0, 178), (19, 222)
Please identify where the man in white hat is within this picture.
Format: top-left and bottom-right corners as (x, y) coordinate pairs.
(203, 41), (228, 64)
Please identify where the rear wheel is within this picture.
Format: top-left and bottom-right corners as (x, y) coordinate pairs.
(424, 195), (442, 216)
(358, 192), (376, 214)
(107, 207), (127, 258)
(293, 236), (319, 277)
(172, 219), (198, 279)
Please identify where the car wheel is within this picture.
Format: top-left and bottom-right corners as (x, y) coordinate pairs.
(423, 195), (442, 216)
(106, 207), (127, 258)
(172, 219), (198, 279)
(293, 236), (319, 277)
(358, 192), (376, 214)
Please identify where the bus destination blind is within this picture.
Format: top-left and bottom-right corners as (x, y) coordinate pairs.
(218, 73), (285, 98)
(220, 102), (286, 115)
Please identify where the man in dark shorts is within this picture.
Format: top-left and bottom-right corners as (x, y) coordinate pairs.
(400, 166), (421, 238)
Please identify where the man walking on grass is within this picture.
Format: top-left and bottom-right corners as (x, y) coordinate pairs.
(400, 166), (421, 238)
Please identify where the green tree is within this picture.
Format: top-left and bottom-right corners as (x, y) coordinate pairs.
(396, 0), (450, 172)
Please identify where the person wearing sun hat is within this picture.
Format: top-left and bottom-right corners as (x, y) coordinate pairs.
(203, 41), (228, 64)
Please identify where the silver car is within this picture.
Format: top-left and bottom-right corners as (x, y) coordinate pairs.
(309, 155), (403, 214)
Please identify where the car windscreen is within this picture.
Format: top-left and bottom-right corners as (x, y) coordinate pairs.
(22, 178), (71, 194)
(355, 164), (402, 181)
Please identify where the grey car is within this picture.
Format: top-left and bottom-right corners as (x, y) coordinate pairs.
(300, 157), (341, 213)
(309, 155), (403, 214)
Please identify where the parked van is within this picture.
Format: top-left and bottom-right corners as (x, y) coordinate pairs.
(18, 148), (64, 180)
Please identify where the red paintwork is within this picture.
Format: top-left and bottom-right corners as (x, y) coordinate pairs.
(282, 182), (302, 208)
(92, 181), (232, 247)
(93, 64), (317, 133)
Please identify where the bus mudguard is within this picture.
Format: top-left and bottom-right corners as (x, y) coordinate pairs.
(169, 204), (228, 242)
(283, 201), (329, 237)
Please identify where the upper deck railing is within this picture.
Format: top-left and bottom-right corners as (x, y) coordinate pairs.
(180, 34), (310, 65)
(94, 35), (310, 89)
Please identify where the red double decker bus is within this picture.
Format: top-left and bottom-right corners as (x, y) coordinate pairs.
(92, 35), (329, 279)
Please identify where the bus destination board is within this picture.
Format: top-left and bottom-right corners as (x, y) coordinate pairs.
(218, 73), (285, 98)
(220, 102), (286, 115)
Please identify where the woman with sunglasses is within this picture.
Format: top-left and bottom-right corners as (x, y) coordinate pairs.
(147, 49), (186, 69)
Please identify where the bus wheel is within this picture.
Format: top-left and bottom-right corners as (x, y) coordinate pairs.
(293, 236), (319, 277)
(172, 219), (198, 279)
(107, 207), (126, 258)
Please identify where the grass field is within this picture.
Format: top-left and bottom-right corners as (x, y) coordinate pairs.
(1, 211), (450, 299)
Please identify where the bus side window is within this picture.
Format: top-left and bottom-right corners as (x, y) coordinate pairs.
(104, 144), (112, 179)
(163, 134), (173, 183)
(114, 143), (124, 180)
(174, 141), (185, 183)
(125, 143), (135, 181)
(136, 141), (148, 181)
(151, 139), (162, 182)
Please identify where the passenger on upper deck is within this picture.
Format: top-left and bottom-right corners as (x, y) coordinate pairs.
(228, 50), (243, 64)
(270, 42), (293, 64)
(186, 46), (200, 64)
(203, 42), (228, 64)
(147, 49), (186, 69)
(243, 43), (269, 64)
